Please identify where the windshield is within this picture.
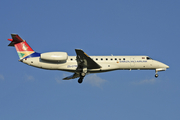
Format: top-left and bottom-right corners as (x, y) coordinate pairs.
(146, 57), (153, 60)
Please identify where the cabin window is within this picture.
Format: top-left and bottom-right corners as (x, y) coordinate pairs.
(111, 58), (113, 60)
(119, 58), (121, 60)
(71, 58), (73, 61)
(96, 58), (98, 61)
(106, 58), (108, 60)
(101, 58), (103, 60)
(115, 58), (117, 60)
(123, 58), (125, 60)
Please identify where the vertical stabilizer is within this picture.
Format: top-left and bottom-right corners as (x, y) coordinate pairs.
(8, 34), (35, 59)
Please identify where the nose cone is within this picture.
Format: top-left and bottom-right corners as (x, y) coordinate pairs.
(165, 64), (169, 69)
(155, 60), (169, 69)
(161, 62), (169, 69)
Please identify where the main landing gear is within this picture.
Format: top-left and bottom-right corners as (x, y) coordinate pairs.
(78, 67), (87, 84)
(78, 77), (84, 83)
(78, 72), (86, 83)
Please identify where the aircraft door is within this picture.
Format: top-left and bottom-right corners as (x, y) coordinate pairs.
(130, 57), (135, 67)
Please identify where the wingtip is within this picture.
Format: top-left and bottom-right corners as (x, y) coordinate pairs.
(62, 77), (70, 80)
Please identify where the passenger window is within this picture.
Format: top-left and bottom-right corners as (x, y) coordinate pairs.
(115, 58), (117, 60)
(111, 58), (113, 60)
(71, 58), (73, 61)
(106, 58), (108, 60)
(101, 58), (103, 60)
(123, 58), (125, 60)
(96, 58), (98, 61)
(119, 58), (121, 60)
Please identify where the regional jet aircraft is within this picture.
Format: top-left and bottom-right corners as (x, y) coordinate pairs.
(8, 34), (169, 83)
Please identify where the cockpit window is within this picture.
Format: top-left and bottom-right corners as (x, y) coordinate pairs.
(146, 57), (153, 60)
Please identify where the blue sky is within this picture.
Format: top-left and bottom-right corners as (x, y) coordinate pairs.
(0, 0), (180, 120)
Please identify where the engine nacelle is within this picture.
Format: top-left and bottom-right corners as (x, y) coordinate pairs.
(40, 52), (68, 61)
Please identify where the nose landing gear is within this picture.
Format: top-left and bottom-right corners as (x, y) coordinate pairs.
(155, 70), (159, 78)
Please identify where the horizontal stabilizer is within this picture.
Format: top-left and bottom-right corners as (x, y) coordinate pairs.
(8, 34), (24, 46)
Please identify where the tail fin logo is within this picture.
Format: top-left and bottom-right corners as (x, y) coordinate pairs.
(15, 41), (34, 59)
(22, 43), (28, 50)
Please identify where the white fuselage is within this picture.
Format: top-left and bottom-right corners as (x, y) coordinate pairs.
(22, 55), (169, 73)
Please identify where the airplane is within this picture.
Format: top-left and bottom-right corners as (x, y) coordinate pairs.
(8, 34), (169, 83)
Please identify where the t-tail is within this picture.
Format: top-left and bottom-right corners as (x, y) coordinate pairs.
(8, 34), (37, 60)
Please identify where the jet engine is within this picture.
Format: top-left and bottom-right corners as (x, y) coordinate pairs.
(40, 52), (68, 61)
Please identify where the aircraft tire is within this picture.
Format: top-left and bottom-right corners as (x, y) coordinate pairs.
(155, 74), (158, 78)
(78, 77), (83, 83)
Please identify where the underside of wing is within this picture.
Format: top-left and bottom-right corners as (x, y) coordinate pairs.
(63, 72), (80, 80)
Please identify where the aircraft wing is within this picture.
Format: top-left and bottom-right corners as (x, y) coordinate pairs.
(75, 49), (101, 69)
(63, 72), (80, 80)
(63, 49), (101, 80)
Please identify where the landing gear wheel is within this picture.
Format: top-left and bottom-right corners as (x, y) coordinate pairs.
(78, 77), (84, 84)
(155, 74), (158, 78)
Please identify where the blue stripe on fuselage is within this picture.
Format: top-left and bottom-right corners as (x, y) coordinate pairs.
(24, 52), (41, 59)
